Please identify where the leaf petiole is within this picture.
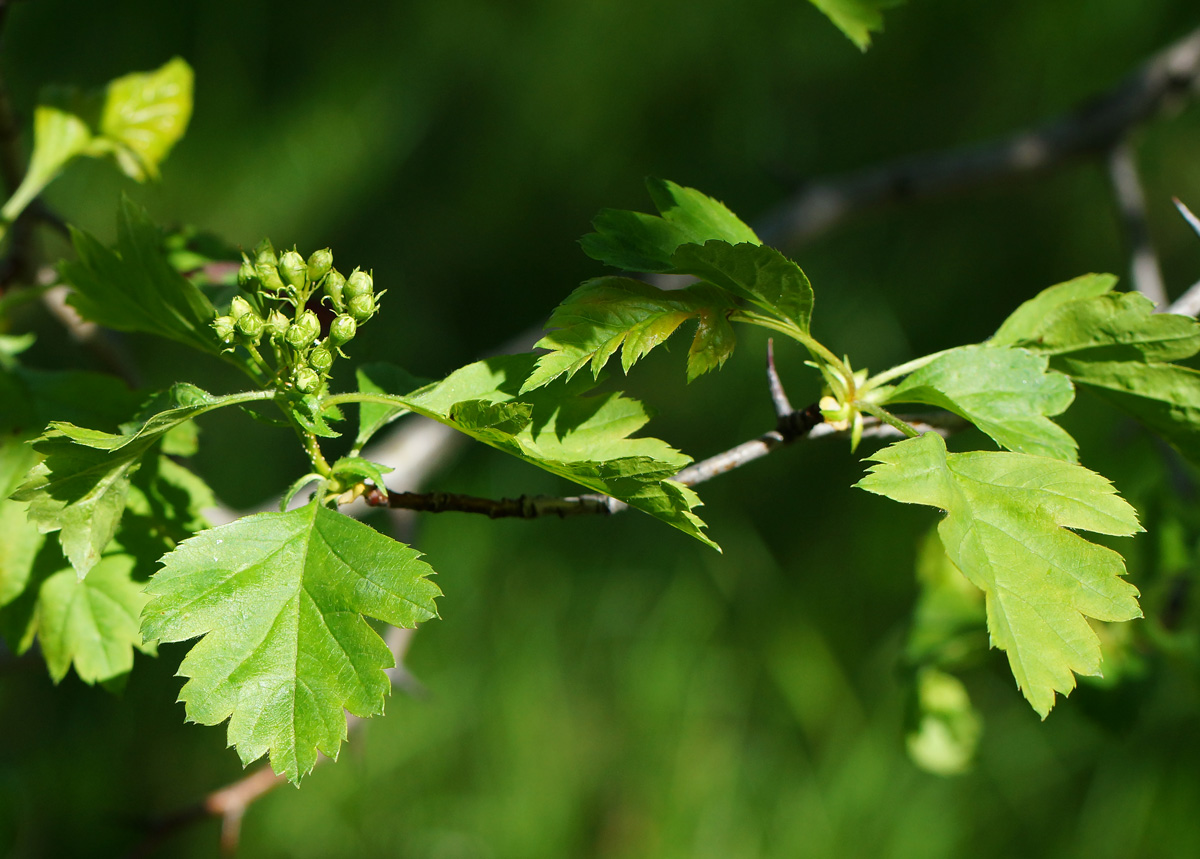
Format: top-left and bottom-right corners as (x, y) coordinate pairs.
(858, 402), (921, 438)
(859, 347), (958, 394)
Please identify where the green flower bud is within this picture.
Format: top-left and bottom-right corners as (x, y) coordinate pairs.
(237, 258), (258, 289)
(264, 309), (290, 340)
(236, 312), (265, 342)
(256, 259), (286, 293)
(279, 250), (307, 289)
(329, 313), (356, 346)
(307, 248), (333, 282)
(285, 309), (321, 350)
(229, 295), (254, 320)
(345, 269), (373, 299)
(324, 269), (346, 311)
(308, 345), (334, 373)
(347, 293), (376, 322)
(213, 315), (236, 344)
(294, 366), (320, 394)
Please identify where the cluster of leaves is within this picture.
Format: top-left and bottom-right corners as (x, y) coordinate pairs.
(4, 52), (1200, 787)
(529, 180), (1200, 721)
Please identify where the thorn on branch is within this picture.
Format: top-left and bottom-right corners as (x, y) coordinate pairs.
(766, 338), (793, 417)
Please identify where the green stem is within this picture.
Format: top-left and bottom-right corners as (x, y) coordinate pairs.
(300, 427), (331, 476)
(860, 347), (957, 393)
(859, 402), (920, 438)
(730, 310), (851, 379)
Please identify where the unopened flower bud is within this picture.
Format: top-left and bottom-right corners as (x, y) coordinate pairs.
(345, 269), (373, 300)
(294, 366), (320, 394)
(236, 312), (265, 341)
(285, 309), (321, 349)
(229, 295), (254, 320)
(213, 315), (236, 344)
(347, 293), (376, 322)
(330, 313), (356, 346)
(279, 250), (307, 289)
(264, 309), (290, 340)
(256, 260), (286, 293)
(308, 345), (333, 373)
(307, 248), (333, 282)
(237, 258), (257, 289)
(324, 269), (346, 311)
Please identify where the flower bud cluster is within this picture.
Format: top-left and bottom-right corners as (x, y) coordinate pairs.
(212, 241), (384, 395)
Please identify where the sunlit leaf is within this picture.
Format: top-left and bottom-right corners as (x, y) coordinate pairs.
(885, 345), (1077, 460)
(91, 57), (193, 181)
(671, 240), (814, 331)
(1015, 291), (1200, 363)
(990, 274), (1118, 347)
(807, 0), (905, 50)
(367, 354), (715, 548)
(0, 547), (151, 684)
(1005, 285), (1200, 461)
(581, 178), (759, 272)
(858, 432), (1142, 717)
(11, 385), (261, 577)
(522, 278), (738, 391)
(141, 500), (441, 783)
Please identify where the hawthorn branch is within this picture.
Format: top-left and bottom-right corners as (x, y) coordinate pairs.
(364, 350), (960, 521)
(756, 25), (1200, 249)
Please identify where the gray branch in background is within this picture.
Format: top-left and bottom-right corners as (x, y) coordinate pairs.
(756, 25), (1200, 250)
(1108, 140), (1167, 305)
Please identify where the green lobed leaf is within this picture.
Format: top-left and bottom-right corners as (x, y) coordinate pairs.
(580, 178), (759, 272)
(990, 273), (1118, 347)
(0, 544), (152, 684)
(671, 240), (814, 331)
(11, 385), (264, 578)
(1001, 283), (1200, 461)
(90, 57), (193, 182)
(1055, 360), (1200, 464)
(884, 345), (1078, 460)
(141, 500), (442, 783)
(61, 197), (219, 355)
(361, 354), (715, 548)
(807, 0), (905, 50)
(522, 277), (738, 391)
(857, 432), (1142, 717)
(1012, 291), (1200, 363)
(0, 499), (43, 608)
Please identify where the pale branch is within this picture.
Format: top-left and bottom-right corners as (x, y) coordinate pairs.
(766, 338), (794, 417)
(755, 25), (1200, 249)
(1107, 140), (1167, 305)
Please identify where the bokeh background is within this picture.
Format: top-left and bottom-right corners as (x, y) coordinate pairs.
(5, 0), (1200, 856)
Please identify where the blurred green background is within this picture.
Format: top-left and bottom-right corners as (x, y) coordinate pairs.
(6, 0), (1200, 856)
